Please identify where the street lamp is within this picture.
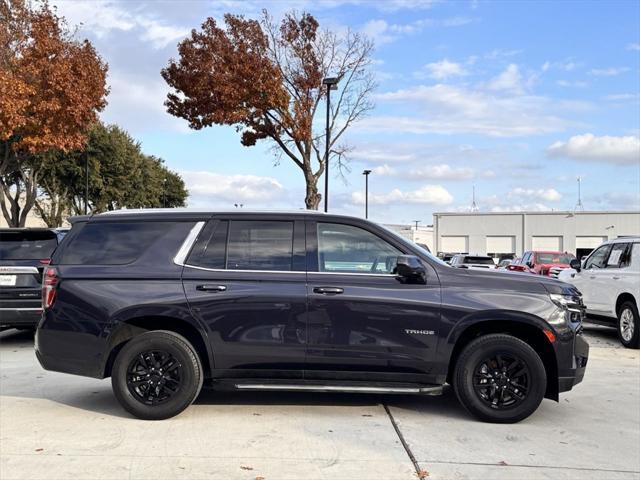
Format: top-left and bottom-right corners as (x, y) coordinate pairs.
(413, 220), (421, 230)
(362, 169), (372, 219)
(323, 76), (340, 213)
(162, 177), (167, 208)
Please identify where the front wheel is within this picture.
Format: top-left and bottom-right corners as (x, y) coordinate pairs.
(453, 334), (546, 423)
(111, 330), (203, 420)
(617, 301), (640, 349)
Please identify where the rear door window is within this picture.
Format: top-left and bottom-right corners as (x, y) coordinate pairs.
(58, 222), (171, 265)
(226, 221), (294, 271)
(606, 243), (631, 268)
(0, 230), (58, 260)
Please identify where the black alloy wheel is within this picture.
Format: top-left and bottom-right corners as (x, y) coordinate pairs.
(126, 350), (183, 405)
(453, 333), (546, 423)
(473, 353), (530, 409)
(111, 330), (203, 420)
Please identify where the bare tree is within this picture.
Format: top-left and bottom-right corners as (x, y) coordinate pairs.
(162, 10), (375, 209)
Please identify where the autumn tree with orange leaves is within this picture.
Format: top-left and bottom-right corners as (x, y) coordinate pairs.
(162, 11), (375, 210)
(0, 0), (108, 226)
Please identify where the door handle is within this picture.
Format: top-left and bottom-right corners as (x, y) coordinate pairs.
(196, 284), (227, 292)
(313, 287), (344, 295)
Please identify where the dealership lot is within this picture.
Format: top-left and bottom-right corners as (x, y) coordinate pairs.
(1, 326), (638, 480)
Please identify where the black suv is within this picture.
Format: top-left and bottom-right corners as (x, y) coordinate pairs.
(1, 228), (67, 330)
(35, 210), (588, 423)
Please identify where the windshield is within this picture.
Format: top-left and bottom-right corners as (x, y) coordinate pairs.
(377, 223), (450, 267)
(0, 230), (58, 260)
(463, 256), (495, 265)
(536, 252), (575, 264)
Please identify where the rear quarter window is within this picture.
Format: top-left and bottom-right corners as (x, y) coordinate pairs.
(57, 221), (173, 265)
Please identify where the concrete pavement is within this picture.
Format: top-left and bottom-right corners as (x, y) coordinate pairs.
(1, 325), (638, 480)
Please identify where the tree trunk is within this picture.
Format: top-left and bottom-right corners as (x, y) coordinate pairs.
(304, 172), (321, 210)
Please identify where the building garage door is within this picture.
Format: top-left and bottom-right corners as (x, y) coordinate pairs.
(441, 236), (468, 253)
(576, 236), (607, 249)
(486, 236), (515, 255)
(532, 236), (563, 251)
(575, 236), (607, 259)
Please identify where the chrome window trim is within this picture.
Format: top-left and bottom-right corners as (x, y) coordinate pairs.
(0, 266), (39, 274)
(182, 263), (395, 277)
(173, 221), (206, 266)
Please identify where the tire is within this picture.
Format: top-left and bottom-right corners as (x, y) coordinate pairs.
(617, 301), (640, 349)
(111, 330), (203, 420)
(453, 334), (547, 423)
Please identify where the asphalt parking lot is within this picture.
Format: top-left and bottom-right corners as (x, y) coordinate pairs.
(1, 325), (639, 480)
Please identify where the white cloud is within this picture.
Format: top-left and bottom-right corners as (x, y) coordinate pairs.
(372, 164), (397, 175)
(487, 64), (525, 94)
(604, 93), (640, 101)
(509, 187), (562, 202)
(547, 133), (640, 165)
(352, 185), (453, 205)
(101, 72), (189, 134)
(627, 43), (640, 51)
(53, 0), (187, 49)
(361, 16), (474, 45)
(365, 83), (585, 137)
(557, 80), (588, 88)
(411, 164), (474, 180)
(181, 171), (285, 205)
(589, 67), (631, 77)
(420, 59), (468, 79)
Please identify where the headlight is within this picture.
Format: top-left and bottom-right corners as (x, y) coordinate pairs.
(550, 293), (584, 323)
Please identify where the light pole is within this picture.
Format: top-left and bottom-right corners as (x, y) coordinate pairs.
(322, 76), (340, 213)
(84, 151), (89, 215)
(362, 169), (372, 219)
(162, 177), (167, 208)
(413, 220), (421, 230)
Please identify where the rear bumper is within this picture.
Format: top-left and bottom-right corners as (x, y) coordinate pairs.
(557, 332), (589, 393)
(0, 307), (42, 327)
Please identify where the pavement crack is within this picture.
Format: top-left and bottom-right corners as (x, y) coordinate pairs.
(383, 404), (423, 478)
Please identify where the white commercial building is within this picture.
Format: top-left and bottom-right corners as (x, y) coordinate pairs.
(433, 210), (640, 260)
(383, 224), (434, 251)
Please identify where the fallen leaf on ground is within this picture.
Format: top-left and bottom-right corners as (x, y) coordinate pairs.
(417, 470), (429, 478)
(240, 466), (254, 471)
(498, 460), (508, 466)
(35, 448), (44, 452)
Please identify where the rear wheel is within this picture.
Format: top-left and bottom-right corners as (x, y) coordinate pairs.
(111, 330), (203, 420)
(617, 301), (639, 349)
(453, 334), (546, 423)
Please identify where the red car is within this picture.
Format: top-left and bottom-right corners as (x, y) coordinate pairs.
(507, 250), (576, 277)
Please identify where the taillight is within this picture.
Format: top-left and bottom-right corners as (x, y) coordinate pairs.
(39, 259), (51, 265)
(42, 267), (58, 310)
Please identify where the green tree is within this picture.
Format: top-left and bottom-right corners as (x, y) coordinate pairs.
(35, 123), (188, 226)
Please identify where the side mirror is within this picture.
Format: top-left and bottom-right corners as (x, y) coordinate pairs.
(570, 259), (581, 272)
(395, 255), (426, 284)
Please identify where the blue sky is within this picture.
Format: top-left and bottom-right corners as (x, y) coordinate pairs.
(52, 0), (640, 225)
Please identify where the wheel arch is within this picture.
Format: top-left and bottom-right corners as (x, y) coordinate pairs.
(616, 292), (637, 316)
(103, 316), (213, 378)
(446, 318), (559, 401)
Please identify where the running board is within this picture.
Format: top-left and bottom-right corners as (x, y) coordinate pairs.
(234, 383), (443, 395)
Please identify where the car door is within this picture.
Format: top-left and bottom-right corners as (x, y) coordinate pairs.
(182, 216), (308, 377)
(305, 219), (441, 384)
(599, 242), (634, 317)
(573, 243), (613, 313)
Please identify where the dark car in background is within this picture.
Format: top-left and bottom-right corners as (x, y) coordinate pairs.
(0, 228), (67, 330)
(36, 210), (588, 423)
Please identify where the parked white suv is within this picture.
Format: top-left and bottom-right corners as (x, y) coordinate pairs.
(558, 237), (640, 348)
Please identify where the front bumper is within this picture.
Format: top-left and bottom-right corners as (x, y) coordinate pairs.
(557, 332), (589, 393)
